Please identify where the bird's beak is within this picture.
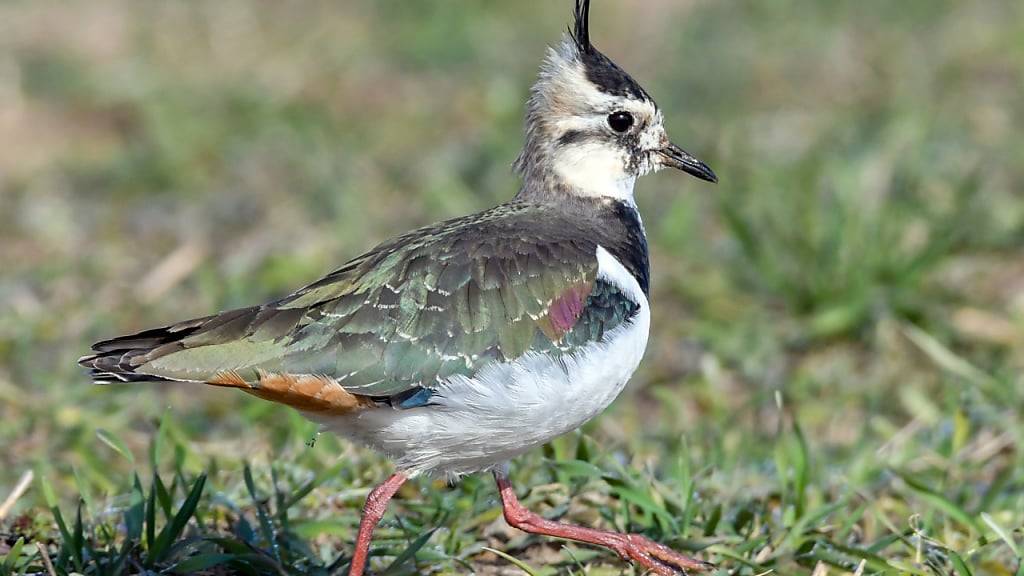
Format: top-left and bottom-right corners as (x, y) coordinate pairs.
(657, 143), (718, 183)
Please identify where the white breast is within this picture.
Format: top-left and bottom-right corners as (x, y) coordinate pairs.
(315, 246), (650, 478)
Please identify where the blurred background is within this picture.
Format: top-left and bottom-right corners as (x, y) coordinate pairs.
(1, 1), (1022, 574)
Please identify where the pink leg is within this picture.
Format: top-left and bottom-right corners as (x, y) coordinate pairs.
(494, 472), (713, 576)
(348, 472), (408, 576)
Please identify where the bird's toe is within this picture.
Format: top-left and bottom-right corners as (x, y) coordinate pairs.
(620, 534), (713, 575)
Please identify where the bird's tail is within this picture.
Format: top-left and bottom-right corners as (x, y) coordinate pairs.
(78, 307), (373, 415)
(78, 313), (225, 383)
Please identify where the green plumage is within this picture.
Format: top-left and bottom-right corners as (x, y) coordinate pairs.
(85, 200), (641, 400)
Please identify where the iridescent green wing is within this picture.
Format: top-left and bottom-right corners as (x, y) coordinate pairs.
(121, 203), (639, 399)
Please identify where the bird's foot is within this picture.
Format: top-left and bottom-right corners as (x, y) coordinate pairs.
(607, 533), (714, 575)
(494, 471), (713, 575)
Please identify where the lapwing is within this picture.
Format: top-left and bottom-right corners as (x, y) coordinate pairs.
(80, 1), (717, 574)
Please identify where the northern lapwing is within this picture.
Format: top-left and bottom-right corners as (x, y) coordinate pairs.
(80, 1), (717, 574)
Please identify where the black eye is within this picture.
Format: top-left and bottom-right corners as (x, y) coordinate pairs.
(607, 111), (634, 133)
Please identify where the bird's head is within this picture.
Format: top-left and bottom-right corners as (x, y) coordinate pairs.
(515, 0), (716, 202)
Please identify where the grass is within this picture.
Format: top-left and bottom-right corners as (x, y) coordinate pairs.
(1, 0), (1023, 574)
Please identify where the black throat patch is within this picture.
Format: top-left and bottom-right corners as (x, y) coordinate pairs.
(603, 199), (650, 296)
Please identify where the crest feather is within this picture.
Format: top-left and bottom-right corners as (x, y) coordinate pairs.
(571, 0), (593, 53)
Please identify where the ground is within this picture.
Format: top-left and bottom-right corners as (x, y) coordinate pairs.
(1, 1), (1023, 574)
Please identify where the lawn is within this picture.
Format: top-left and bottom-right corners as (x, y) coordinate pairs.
(1, 1), (1022, 574)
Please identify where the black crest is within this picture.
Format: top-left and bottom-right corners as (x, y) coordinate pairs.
(572, 0), (593, 53)
(568, 0), (651, 101)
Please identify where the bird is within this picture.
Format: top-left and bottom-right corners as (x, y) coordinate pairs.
(79, 1), (718, 574)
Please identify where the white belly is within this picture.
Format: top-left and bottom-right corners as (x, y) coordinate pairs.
(315, 247), (650, 478)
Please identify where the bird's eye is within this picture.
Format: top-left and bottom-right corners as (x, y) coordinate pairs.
(607, 111), (634, 133)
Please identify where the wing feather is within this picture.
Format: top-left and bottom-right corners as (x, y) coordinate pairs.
(81, 203), (641, 405)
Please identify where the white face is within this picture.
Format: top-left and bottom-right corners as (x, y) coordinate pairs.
(541, 52), (670, 201)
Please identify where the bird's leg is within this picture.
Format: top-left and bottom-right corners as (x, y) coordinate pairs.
(348, 472), (408, 576)
(494, 471), (713, 576)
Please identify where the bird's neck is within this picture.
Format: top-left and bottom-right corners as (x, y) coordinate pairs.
(554, 158), (637, 201)
(515, 173), (636, 204)
(509, 189), (651, 297)
(514, 146), (637, 204)
(512, 134), (649, 295)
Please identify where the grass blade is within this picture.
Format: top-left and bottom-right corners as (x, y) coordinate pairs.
(146, 473), (206, 567)
(381, 527), (438, 575)
(947, 549), (974, 576)
(95, 428), (135, 466)
(154, 470), (173, 519)
(125, 474), (145, 543)
(897, 473), (983, 533)
(2, 537), (25, 573)
(981, 512), (1022, 558)
(244, 465), (280, 562)
(172, 553), (236, 573)
(481, 547), (542, 576)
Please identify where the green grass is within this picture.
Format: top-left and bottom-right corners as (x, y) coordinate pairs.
(2, 0), (1023, 574)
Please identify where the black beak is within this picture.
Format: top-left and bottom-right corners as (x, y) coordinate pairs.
(657, 143), (718, 183)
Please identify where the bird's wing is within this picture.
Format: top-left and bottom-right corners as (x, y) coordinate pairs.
(82, 203), (640, 408)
